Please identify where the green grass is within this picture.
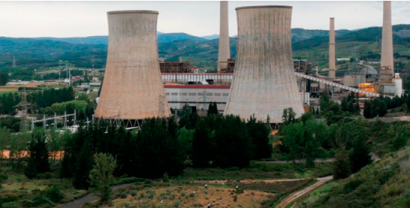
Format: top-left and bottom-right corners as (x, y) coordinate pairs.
(293, 147), (410, 208)
(182, 162), (333, 180)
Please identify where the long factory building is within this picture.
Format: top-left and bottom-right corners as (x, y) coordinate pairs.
(162, 73), (310, 113)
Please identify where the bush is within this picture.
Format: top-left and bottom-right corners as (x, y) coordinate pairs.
(44, 186), (64, 203)
(163, 172), (169, 183)
(130, 190), (138, 197)
(173, 200), (181, 207)
(120, 193), (128, 199)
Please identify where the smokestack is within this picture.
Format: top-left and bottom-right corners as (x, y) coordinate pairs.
(329, 18), (336, 79)
(218, 1), (230, 72)
(95, 10), (170, 121)
(380, 1), (394, 81)
(224, 6), (304, 123)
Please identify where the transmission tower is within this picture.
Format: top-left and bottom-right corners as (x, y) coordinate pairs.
(14, 88), (31, 131)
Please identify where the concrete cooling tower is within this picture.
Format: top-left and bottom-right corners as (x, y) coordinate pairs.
(95, 10), (170, 123)
(224, 6), (304, 123)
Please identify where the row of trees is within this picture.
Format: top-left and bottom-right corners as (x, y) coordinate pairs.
(58, 111), (272, 189)
(0, 92), (21, 115)
(28, 87), (75, 109)
(0, 72), (9, 86)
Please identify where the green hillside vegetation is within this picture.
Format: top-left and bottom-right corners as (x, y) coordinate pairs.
(50, 100), (87, 114)
(294, 146), (410, 208)
(2, 25), (410, 73)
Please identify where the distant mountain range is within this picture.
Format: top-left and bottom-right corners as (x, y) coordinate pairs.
(13, 28), (353, 46)
(1, 25), (410, 72)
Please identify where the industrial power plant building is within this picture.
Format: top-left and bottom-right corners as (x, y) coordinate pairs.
(95, 10), (170, 125)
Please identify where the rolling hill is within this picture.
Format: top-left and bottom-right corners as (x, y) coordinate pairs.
(1, 25), (410, 72)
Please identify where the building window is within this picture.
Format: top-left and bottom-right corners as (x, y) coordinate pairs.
(171, 93), (178, 96)
(181, 93), (187, 96)
(166, 93), (170, 95)
(223, 93), (229, 96)
(214, 93), (221, 96)
(188, 93), (196, 96)
(198, 93), (204, 96)
(206, 93), (213, 96)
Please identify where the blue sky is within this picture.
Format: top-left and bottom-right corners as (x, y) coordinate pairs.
(1, 1), (410, 38)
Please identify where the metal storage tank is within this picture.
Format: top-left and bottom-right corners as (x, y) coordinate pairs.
(95, 10), (170, 124)
(224, 6), (304, 123)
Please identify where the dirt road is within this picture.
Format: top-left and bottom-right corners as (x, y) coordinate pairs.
(275, 176), (333, 208)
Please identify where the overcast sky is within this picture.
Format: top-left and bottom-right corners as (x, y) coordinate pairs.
(1, 1), (410, 38)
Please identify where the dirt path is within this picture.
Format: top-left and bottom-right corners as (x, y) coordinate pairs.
(56, 183), (133, 208)
(275, 176), (333, 208)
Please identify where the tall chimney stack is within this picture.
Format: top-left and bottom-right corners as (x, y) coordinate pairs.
(329, 17), (336, 79)
(218, 1), (230, 72)
(380, 1), (394, 81)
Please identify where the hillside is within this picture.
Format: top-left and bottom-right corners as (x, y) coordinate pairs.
(2, 24), (410, 72)
(294, 146), (410, 208)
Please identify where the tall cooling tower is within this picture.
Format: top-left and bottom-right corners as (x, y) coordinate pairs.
(95, 10), (170, 122)
(224, 6), (304, 123)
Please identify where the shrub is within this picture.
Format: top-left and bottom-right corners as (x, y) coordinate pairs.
(173, 200), (181, 207)
(343, 179), (363, 193)
(120, 193), (128, 199)
(130, 190), (138, 197)
(163, 172), (170, 183)
(44, 186), (64, 203)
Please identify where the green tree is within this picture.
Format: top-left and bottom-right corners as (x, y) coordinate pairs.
(390, 125), (409, 151)
(333, 150), (351, 180)
(281, 120), (328, 167)
(24, 128), (50, 179)
(363, 101), (371, 118)
(349, 137), (372, 173)
(177, 127), (194, 158)
(9, 129), (30, 171)
(89, 153), (117, 205)
(341, 97), (348, 112)
(214, 115), (253, 168)
(247, 115), (272, 160)
(0, 72), (9, 86)
(282, 108), (296, 125)
(378, 100), (387, 117)
(192, 119), (213, 168)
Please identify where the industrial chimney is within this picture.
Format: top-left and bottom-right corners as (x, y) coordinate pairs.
(329, 18), (336, 79)
(218, 1), (230, 72)
(380, 1), (394, 82)
(95, 10), (170, 123)
(224, 6), (304, 123)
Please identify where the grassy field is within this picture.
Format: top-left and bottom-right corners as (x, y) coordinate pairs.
(183, 162), (334, 180)
(83, 177), (314, 208)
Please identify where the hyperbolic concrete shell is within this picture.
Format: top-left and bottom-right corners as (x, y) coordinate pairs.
(224, 6), (304, 123)
(95, 10), (171, 120)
